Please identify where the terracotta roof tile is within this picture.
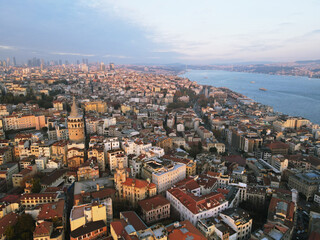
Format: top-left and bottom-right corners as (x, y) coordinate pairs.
(37, 199), (65, 220)
(33, 221), (53, 237)
(0, 213), (19, 236)
(138, 195), (170, 212)
(168, 188), (225, 214)
(166, 220), (206, 240)
(121, 211), (147, 231)
(122, 178), (156, 189)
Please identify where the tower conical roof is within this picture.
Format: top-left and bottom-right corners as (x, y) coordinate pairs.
(70, 96), (80, 117)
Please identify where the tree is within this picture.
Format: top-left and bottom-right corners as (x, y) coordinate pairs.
(4, 226), (15, 240)
(113, 102), (121, 110)
(212, 129), (221, 139)
(187, 143), (202, 158)
(66, 102), (71, 112)
(52, 216), (62, 228)
(13, 214), (35, 240)
(221, 151), (228, 156)
(197, 94), (209, 108)
(209, 147), (218, 154)
(31, 178), (41, 193)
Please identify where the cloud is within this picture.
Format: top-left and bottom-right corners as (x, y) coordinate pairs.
(2, 0), (318, 63)
(50, 52), (95, 57)
(103, 54), (132, 59)
(78, 0), (320, 62)
(278, 22), (294, 27)
(0, 44), (16, 50)
(306, 29), (320, 36)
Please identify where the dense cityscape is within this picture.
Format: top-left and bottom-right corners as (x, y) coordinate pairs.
(0, 59), (319, 240)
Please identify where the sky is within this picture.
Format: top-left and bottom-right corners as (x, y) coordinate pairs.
(0, 0), (319, 64)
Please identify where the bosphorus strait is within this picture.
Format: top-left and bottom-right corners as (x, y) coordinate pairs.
(181, 70), (320, 124)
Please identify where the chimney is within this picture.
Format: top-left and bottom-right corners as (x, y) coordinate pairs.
(96, 183), (100, 191)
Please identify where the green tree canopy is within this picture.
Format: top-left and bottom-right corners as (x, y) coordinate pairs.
(31, 177), (41, 193)
(5, 214), (35, 240)
(209, 147), (218, 154)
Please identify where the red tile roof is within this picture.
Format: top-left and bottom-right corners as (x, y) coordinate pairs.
(122, 178), (156, 189)
(37, 199), (65, 220)
(217, 188), (230, 195)
(268, 197), (295, 227)
(222, 155), (246, 166)
(121, 211), (147, 231)
(33, 221), (53, 237)
(168, 188), (225, 214)
(91, 188), (116, 199)
(206, 171), (221, 177)
(138, 195), (170, 212)
(110, 219), (139, 240)
(175, 177), (200, 191)
(0, 213), (19, 236)
(166, 220), (206, 240)
(110, 219), (127, 236)
(0, 194), (20, 203)
(266, 142), (289, 150)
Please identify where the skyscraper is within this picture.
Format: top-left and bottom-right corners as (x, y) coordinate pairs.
(100, 62), (105, 71)
(109, 63), (115, 70)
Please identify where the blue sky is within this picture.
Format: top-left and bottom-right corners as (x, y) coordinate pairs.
(0, 0), (319, 64)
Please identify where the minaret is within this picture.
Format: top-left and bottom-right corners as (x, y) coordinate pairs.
(68, 97), (85, 143)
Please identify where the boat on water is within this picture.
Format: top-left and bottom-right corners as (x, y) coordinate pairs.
(259, 88), (267, 91)
(250, 81), (255, 83)
(204, 76), (208, 79)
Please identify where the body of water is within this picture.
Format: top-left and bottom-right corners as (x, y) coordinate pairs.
(180, 70), (320, 124)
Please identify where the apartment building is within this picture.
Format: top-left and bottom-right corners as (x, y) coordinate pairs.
(219, 208), (253, 240)
(88, 144), (105, 172)
(288, 170), (320, 200)
(138, 195), (170, 224)
(20, 193), (60, 208)
(166, 188), (228, 226)
(270, 154), (288, 173)
(114, 161), (157, 204)
(2, 114), (45, 131)
(107, 149), (128, 171)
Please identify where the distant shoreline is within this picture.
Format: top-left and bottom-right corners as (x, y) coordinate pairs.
(180, 69), (319, 125)
(179, 67), (319, 79)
